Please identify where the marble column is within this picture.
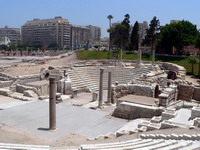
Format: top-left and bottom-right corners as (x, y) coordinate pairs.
(49, 77), (57, 131)
(98, 68), (104, 108)
(107, 71), (112, 105)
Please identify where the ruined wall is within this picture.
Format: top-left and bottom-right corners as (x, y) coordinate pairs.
(0, 81), (13, 88)
(111, 83), (156, 103)
(16, 84), (38, 95)
(19, 75), (41, 84)
(178, 84), (194, 100)
(193, 87), (200, 101)
(160, 62), (186, 80)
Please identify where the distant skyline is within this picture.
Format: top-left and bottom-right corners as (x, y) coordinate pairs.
(0, 0), (200, 37)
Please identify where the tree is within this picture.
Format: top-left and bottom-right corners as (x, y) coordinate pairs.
(189, 56), (198, 74)
(144, 16), (160, 50)
(195, 32), (200, 76)
(160, 20), (198, 55)
(121, 14), (131, 49)
(130, 21), (139, 50)
(48, 43), (58, 50)
(107, 15), (113, 51)
(0, 44), (8, 50)
(110, 14), (130, 49)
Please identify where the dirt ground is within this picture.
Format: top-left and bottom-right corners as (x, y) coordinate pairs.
(3, 52), (78, 76)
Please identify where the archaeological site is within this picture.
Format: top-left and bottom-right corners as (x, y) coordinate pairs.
(0, 51), (200, 150)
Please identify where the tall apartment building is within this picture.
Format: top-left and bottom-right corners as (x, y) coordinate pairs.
(86, 25), (101, 41)
(70, 25), (89, 49)
(170, 20), (181, 24)
(138, 21), (148, 40)
(21, 16), (70, 49)
(0, 26), (21, 45)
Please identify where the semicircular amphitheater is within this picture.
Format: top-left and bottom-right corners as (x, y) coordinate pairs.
(0, 53), (200, 150)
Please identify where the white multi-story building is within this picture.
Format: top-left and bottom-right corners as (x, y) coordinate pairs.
(86, 25), (101, 41)
(138, 21), (148, 40)
(70, 25), (89, 50)
(0, 36), (11, 45)
(0, 26), (21, 45)
(21, 16), (70, 49)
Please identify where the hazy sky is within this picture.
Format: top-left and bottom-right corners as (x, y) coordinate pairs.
(0, 0), (199, 37)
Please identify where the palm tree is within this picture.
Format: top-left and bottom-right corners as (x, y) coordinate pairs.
(189, 56), (198, 75)
(107, 15), (113, 51)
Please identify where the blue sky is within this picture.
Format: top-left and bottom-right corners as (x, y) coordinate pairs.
(0, 0), (199, 37)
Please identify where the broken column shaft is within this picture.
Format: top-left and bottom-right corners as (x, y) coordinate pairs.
(49, 77), (57, 131)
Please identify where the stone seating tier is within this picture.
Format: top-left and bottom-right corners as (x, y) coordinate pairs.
(80, 138), (200, 150)
(72, 66), (151, 92)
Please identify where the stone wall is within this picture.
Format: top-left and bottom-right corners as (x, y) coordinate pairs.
(112, 102), (163, 119)
(19, 74), (41, 84)
(158, 86), (178, 107)
(16, 84), (38, 95)
(111, 83), (156, 103)
(193, 87), (200, 101)
(0, 80), (13, 88)
(178, 84), (194, 100)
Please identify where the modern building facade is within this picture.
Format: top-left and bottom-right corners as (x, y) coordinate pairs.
(0, 36), (11, 45)
(138, 21), (148, 40)
(170, 20), (181, 24)
(0, 26), (21, 45)
(86, 25), (101, 41)
(21, 16), (70, 49)
(70, 25), (89, 50)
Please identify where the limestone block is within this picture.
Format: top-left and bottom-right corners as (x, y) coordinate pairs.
(95, 135), (105, 140)
(92, 92), (98, 101)
(104, 133), (116, 139)
(171, 134), (179, 140)
(23, 90), (38, 98)
(64, 80), (72, 95)
(0, 88), (12, 96)
(57, 79), (64, 94)
(194, 117), (200, 128)
(191, 107), (200, 119)
(116, 131), (126, 137)
(140, 134), (147, 139)
(183, 134), (192, 140)
(149, 134), (156, 139)
(178, 84), (194, 100)
(193, 87), (200, 101)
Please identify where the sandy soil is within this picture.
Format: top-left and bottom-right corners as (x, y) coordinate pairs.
(3, 52), (78, 76)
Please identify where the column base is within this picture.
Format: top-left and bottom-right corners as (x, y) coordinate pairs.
(49, 128), (58, 132)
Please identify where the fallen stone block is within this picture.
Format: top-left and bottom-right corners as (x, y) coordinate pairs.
(116, 131), (126, 137)
(23, 90), (38, 98)
(0, 88), (12, 96)
(95, 135), (105, 140)
(104, 133), (116, 139)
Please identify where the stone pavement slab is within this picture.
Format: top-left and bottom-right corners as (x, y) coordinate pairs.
(0, 101), (126, 141)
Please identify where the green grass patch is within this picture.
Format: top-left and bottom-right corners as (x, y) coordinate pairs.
(76, 50), (199, 76)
